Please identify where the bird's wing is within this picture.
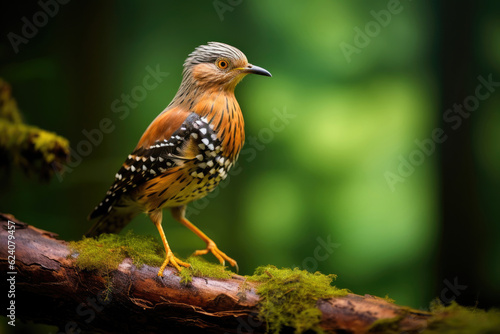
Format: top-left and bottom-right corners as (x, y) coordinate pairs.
(88, 108), (221, 220)
(136, 105), (191, 149)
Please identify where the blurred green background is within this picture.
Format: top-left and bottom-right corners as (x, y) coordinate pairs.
(1, 0), (499, 331)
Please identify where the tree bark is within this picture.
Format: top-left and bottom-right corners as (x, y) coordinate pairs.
(0, 213), (431, 333)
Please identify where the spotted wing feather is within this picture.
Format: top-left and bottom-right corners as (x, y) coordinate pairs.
(87, 112), (221, 225)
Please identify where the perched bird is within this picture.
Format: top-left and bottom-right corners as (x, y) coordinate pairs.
(87, 42), (271, 276)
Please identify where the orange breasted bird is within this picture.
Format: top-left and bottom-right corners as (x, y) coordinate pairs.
(87, 42), (271, 276)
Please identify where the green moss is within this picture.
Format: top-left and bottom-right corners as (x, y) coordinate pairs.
(370, 302), (500, 334)
(179, 267), (193, 284)
(422, 301), (500, 334)
(0, 78), (23, 123)
(368, 314), (406, 334)
(247, 266), (349, 334)
(69, 232), (236, 285)
(383, 294), (396, 303)
(68, 231), (164, 275)
(179, 256), (234, 284)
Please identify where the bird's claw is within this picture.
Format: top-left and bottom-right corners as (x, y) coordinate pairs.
(157, 251), (190, 276)
(193, 241), (238, 270)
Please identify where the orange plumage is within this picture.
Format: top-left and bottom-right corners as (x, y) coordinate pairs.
(87, 42), (271, 275)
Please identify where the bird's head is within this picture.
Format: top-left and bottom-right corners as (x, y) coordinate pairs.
(183, 42), (271, 91)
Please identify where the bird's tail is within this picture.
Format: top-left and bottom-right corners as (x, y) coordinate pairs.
(86, 199), (140, 237)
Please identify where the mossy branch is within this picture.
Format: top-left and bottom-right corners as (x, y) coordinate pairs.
(0, 79), (69, 181)
(1, 213), (499, 334)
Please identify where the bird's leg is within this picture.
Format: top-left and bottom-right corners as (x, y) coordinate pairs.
(171, 206), (238, 270)
(149, 210), (190, 276)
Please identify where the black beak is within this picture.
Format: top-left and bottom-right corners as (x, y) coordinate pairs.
(244, 64), (272, 77)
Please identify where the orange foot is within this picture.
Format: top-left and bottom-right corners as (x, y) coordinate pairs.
(158, 250), (190, 276)
(193, 240), (238, 271)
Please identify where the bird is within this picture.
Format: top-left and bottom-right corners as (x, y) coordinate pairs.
(86, 42), (271, 276)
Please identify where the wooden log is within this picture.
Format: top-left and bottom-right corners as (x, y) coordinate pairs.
(0, 213), (431, 333)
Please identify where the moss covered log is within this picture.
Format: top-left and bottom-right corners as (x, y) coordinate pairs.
(0, 79), (69, 181)
(1, 213), (499, 334)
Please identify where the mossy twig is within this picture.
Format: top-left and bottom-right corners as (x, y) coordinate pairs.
(0, 78), (69, 181)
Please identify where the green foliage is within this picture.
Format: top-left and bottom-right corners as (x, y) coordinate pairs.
(247, 265), (349, 334)
(68, 231), (164, 275)
(422, 301), (500, 334)
(179, 256), (234, 284)
(0, 78), (69, 181)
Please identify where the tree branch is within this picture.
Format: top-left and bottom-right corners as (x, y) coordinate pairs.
(0, 213), (433, 333)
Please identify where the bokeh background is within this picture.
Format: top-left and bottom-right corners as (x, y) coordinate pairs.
(1, 0), (499, 332)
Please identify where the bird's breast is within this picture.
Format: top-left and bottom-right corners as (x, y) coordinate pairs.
(193, 90), (245, 163)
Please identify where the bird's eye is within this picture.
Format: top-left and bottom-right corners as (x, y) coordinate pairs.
(217, 59), (229, 70)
